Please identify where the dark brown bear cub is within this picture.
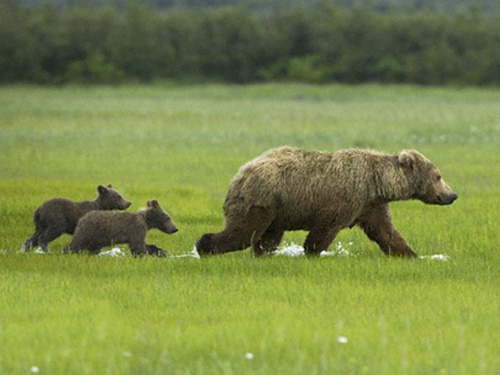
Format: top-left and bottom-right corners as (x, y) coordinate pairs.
(21, 184), (131, 253)
(65, 200), (178, 255)
(196, 146), (457, 258)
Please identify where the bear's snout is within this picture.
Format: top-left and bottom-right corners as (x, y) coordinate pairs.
(437, 192), (458, 205)
(161, 222), (178, 234)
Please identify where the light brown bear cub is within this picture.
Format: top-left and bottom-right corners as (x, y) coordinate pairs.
(196, 146), (457, 258)
(22, 184), (131, 253)
(65, 200), (178, 255)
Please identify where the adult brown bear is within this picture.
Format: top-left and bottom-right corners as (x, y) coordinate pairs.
(196, 147), (457, 257)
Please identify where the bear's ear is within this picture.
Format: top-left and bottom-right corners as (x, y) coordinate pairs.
(147, 200), (160, 209)
(97, 185), (108, 195)
(398, 151), (415, 170)
(107, 184), (113, 188)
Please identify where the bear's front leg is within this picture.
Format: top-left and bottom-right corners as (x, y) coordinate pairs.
(357, 204), (418, 258)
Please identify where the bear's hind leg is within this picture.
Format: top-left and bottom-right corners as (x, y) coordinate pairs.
(20, 222), (45, 252)
(201, 229), (252, 255)
(197, 206), (276, 256)
(66, 237), (100, 254)
(65, 240), (83, 254)
(19, 240), (30, 253)
(254, 229), (284, 256)
(37, 227), (65, 252)
(20, 233), (38, 252)
(245, 206), (278, 257)
(304, 223), (341, 256)
(129, 240), (147, 256)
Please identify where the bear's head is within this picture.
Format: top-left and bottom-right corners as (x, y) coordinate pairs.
(145, 200), (179, 234)
(96, 184), (132, 210)
(398, 150), (458, 205)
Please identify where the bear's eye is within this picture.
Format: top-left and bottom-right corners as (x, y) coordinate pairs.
(436, 175), (442, 182)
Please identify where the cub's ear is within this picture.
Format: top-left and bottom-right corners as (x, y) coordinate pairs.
(107, 184), (113, 188)
(147, 200), (160, 209)
(97, 185), (108, 194)
(398, 151), (415, 170)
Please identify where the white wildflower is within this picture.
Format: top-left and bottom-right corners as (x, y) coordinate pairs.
(337, 336), (348, 344)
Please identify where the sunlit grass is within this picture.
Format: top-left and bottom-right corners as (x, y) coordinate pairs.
(0, 84), (499, 374)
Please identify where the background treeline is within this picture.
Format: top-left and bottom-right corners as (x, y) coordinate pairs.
(2, 0), (500, 85)
(18, 0), (500, 13)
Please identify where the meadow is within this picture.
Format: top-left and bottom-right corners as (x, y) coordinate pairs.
(0, 84), (499, 374)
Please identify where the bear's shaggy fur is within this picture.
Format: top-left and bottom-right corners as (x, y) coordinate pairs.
(22, 184), (131, 252)
(196, 146), (457, 257)
(65, 200), (178, 255)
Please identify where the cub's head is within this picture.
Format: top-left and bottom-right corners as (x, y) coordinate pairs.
(145, 200), (179, 234)
(398, 150), (458, 205)
(97, 184), (132, 210)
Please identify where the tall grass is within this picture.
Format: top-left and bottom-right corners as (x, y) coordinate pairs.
(0, 84), (499, 374)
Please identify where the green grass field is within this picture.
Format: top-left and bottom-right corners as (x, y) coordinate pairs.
(1, 84), (499, 374)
